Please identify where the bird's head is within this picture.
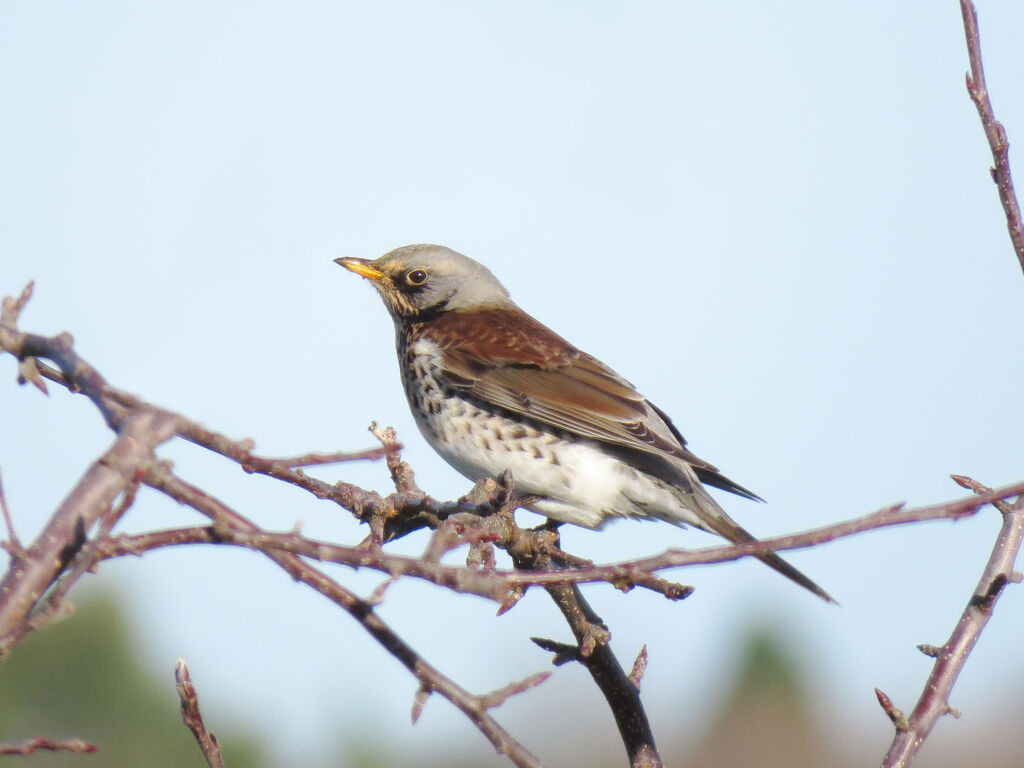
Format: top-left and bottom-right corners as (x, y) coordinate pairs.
(335, 244), (513, 320)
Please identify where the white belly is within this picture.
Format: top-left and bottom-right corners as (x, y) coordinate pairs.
(404, 337), (708, 530)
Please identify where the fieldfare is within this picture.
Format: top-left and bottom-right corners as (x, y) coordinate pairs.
(336, 244), (832, 602)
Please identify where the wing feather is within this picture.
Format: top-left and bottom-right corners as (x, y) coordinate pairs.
(425, 308), (760, 500)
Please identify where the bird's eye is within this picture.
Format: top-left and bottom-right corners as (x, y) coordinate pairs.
(406, 269), (428, 286)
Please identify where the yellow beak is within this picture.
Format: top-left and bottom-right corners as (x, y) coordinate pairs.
(334, 257), (386, 282)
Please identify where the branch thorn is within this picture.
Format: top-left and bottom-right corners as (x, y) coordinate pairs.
(411, 684), (431, 724)
(496, 587), (525, 616)
(875, 687), (909, 731)
(628, 645), (648, 691)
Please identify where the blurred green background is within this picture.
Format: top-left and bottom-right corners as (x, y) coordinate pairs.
(2, 586), (1020, 768)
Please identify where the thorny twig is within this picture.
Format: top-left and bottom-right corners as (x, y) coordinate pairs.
(0, 737), (97, 756)
(24, 475), (144, 637)
(0, 469), (21, 554)
(0, 307), (546, 767)
(89, 478), (1024, 604)
(879, 481), (1024, 768)
(512, 523), (662, 768)
(871, 6), (1024, 765)
(5, 281), (1024, 767)
(145, 462), (547, 768)
(960, 0), (1024, 275)
(176, 659), (225, 768)
(259, 447), (393, 468)
(0, 409), (179, 657)
(8, 22), (1024, 745)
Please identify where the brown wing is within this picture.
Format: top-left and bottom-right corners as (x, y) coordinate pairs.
(424, 307), (761, 500)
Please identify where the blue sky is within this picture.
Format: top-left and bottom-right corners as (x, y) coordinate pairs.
(2, 2), (1023, 764)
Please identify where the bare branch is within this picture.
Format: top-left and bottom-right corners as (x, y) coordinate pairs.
(0, 468), (21, 553)
(20, 303), (1005, 596)
(960, 0), (1024, 274)
(259, 447), (393, 467)
(478, 672), (552, 710)
(371, 420), (420, 494)
(511, 529), (663, 768)
(881, 491), (1024, 767)
(0, 299), (545, 765)
(7, 277), (1023, 768)
(513, 481), (1024, 588)
(91, 474), (1024, 619)
(628, 646), (648, 692)
(5, 327), (126, 430)
(176, 659), (224, 768)
(143, 465), (547, 768)
(95, 521), (689, 604)
(18, 474), (144, 642)
(0, 736), (97, 755)
(0, 282), (34, 327)
(19, 352), (395, 528)
(0, 409), (179, 656)
(0, 6), (1017, 766)
(866, 7), (1024, 762)
(951, 473), (1013, 514)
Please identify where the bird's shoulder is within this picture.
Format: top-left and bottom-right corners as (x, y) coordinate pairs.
(412, 306), (760, 500)
(417, 307), (679, 439)
(415, 306), (578, 369)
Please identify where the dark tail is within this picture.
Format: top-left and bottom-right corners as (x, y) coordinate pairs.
(753, 547), (836, 604)
(691, 489), (836, 603)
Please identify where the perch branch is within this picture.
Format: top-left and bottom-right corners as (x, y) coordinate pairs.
(7, 278), (1024, 768)
(0, 304), (544, 767)
(91, 479), (1024, 607)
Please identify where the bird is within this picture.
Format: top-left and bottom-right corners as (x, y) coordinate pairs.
(336, 244), (833, 602)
